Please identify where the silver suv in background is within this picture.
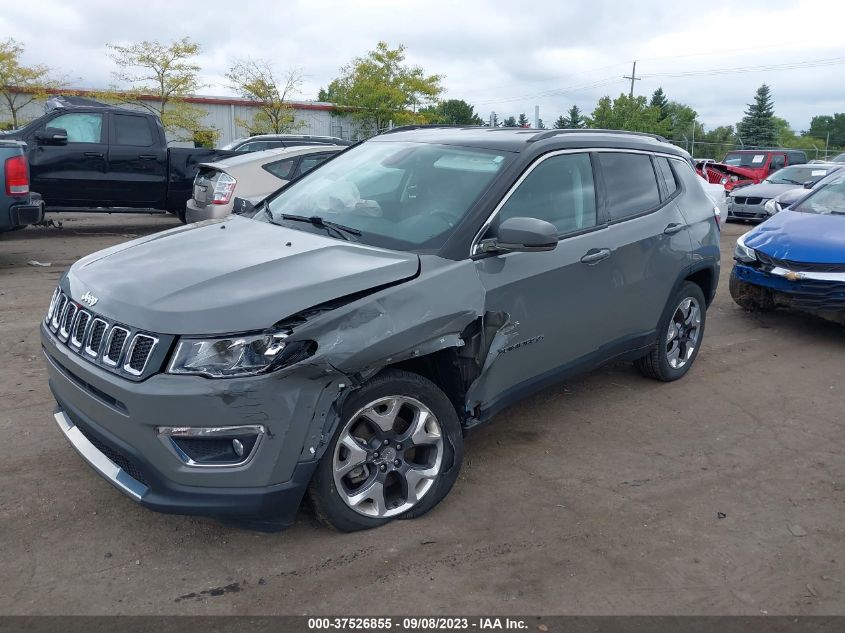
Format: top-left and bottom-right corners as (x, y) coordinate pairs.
(42, 127), (720, 532)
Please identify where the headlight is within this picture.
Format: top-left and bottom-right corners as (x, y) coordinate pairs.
(720, 177), (728, 185)
(734, 233), (757, 263)
(764, 199), (781, 215)
(168, 329), (315, 378)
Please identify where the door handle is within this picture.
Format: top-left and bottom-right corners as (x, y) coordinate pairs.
(580, 248), (611, 264)
(83, 152), (104, 158)
(138, 154), (157, 160)
(664, 223), (685, 235)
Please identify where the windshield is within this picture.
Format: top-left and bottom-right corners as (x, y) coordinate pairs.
(793, 176), (845, 215)
(260, 141), (508, 251)
(765, 165), (834, 185)
(723, 152), (772, 168)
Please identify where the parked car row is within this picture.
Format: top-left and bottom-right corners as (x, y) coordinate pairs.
(725, 162), (842, 221)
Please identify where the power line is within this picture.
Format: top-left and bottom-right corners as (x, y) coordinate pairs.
(641, 56), (845, 79)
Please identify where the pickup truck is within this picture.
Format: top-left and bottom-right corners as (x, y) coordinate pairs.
(0, 140), (44, 234)
(699, 149), (807, 192)
(0, 100), (238, 222)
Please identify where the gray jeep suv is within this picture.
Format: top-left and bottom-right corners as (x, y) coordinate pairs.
(41, 127), (720, 532)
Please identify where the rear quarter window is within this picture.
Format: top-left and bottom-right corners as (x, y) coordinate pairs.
(598, 152), (661, 220)
(654, 156), (679, 199)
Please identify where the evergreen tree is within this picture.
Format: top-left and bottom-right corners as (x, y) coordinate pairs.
(517, 112), (529, 127)
(736, 84), (778, 147)
(536, 118), (546, 129)
(553, 114), (568, 129)
(649, 87), (669, 120)
(564, 104), (584, 128)
(502, 115), (517, 127)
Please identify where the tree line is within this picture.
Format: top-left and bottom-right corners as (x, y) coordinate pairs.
(1, 36), (841, 157)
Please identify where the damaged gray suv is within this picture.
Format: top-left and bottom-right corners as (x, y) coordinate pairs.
(42, 127), (720, 531)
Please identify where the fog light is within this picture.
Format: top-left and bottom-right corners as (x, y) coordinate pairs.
(155, 425), (264, 467)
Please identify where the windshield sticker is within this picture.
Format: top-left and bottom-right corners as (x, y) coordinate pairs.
(752, 155), (765, 164)
(811, 170), (826, 176)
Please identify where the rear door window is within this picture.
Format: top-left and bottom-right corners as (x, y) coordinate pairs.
(113, 114), (154, 146)
(598, 152), (661, 220)
(263, 158), (297, 180)
(298, 153), (333, 176)
(654, 157), (679, 199)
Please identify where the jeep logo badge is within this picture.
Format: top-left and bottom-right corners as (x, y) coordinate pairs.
(80, 291), (98, 307)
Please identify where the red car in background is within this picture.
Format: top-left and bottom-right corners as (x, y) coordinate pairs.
(698, 149), (807, 192)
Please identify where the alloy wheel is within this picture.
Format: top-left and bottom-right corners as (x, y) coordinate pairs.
(332, 396), (444, 518)
(665, 296), (701, 370)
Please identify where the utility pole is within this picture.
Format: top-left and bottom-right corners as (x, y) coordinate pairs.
(623, 60), (641, 98)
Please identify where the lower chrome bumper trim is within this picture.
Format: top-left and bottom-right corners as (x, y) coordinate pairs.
(54, 410), (149, 501)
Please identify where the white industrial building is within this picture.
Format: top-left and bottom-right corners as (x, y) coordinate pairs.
(5, 89), (362, 146)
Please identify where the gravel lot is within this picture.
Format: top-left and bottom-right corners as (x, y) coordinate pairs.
(1, 214), (843, 615)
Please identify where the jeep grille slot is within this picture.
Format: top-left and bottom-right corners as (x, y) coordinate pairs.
(85, 319), (108, 357)
(59, 303), (78, 341)
(124, 334), (157, 375)
(104, 327), (129, 366)
(70, 310), (90, 348)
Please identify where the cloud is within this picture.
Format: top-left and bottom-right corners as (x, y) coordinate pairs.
(2, 0), (844, 131)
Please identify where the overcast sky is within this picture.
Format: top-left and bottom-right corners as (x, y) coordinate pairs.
(3, 0), (844, 135)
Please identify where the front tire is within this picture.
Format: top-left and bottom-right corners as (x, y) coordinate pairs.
(309, 369), (463, 532)
(635, 281), (707, 382)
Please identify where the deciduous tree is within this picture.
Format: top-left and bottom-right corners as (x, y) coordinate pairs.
(107, 37), (212, 140)
(420, 99), (483, 125)
(319, 42), (443, 134)
(226, 59), (304, 134)
(0, 38), (62, 128)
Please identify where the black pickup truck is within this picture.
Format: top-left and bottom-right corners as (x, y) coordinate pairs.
(0, 99), (237, 221)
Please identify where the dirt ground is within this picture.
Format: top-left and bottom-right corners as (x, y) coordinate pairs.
(1, 213), (843, 615)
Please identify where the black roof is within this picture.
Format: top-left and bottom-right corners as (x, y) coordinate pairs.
(372, 125), (687, 157)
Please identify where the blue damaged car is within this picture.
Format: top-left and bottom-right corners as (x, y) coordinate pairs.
(730, 170), (845, 324)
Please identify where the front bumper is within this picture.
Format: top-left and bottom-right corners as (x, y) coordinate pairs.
(732, 264), (845, 313)
(727, 201), (768, 221)
(42, 322), (343, 524)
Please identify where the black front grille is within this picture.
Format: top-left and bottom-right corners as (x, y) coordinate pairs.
(75, 423), (150, 487)
(757, 252), (845, 273)
(779, 279), (845, 311)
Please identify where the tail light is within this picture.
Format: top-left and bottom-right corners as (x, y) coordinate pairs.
(212, 172), (236, 204)
(5, 155), (29, 196)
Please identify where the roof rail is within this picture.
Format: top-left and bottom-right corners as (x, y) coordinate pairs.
(379, 124), (487, 135)
(528, 128), (669, 143)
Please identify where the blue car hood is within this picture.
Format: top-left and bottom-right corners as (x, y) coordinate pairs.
(745, 209), (845, 263)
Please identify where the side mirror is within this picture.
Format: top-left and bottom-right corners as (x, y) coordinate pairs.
(803, 180), (815, 189)
(35, 127), (68, 145)
(477, 216), (558, 254)
(232, 196), (256, 215)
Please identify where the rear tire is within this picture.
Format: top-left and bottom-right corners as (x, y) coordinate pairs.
(635, 281), (707, 382)
(309, 369), (463, 532)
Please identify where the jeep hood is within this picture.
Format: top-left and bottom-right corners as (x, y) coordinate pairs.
(744, 209), (845, 263)
(63, 216), (420, 334)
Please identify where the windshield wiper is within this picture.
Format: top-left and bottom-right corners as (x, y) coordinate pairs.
(279, 214), (362, 241)
(779, 178), (804, 185)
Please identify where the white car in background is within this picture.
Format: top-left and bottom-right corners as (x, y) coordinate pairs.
(185, 145), (344, 222)
(698, 177), (728, 223)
